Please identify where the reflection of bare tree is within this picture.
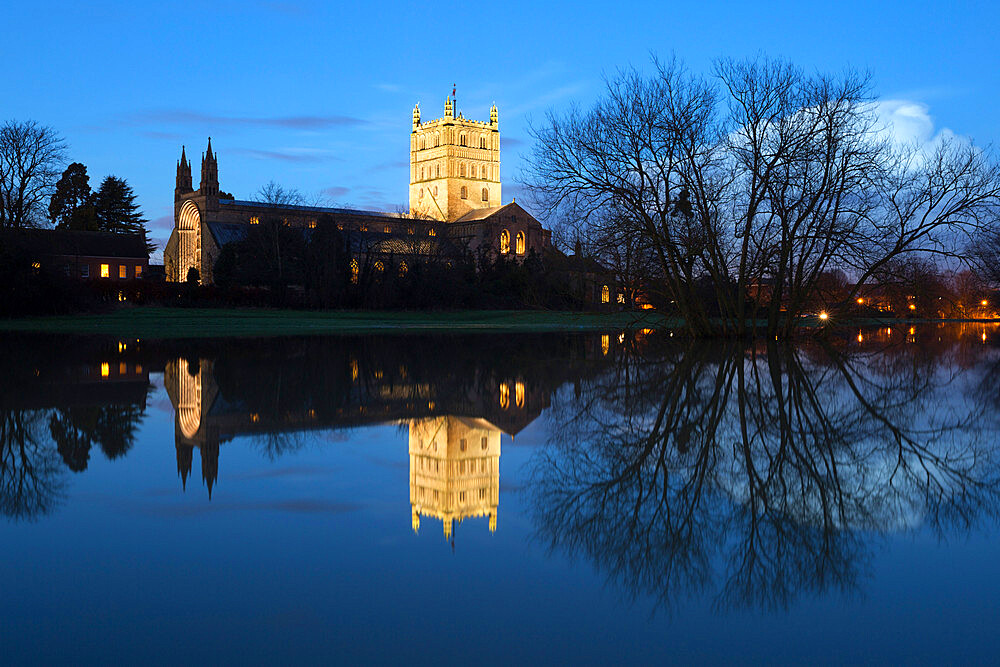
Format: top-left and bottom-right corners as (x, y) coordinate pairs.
(530, 336), (1000, 613)
(0, 410), (67, 521)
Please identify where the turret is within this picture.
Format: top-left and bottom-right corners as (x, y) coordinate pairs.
(490, 103), (498, 127)
(412, 103), (421, 130)
(200, 137), (219, 197)
(175, 145), (192, 196)
(444, 96), (453, 120)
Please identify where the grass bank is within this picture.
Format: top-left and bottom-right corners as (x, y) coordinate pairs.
(0, 307), (669, 338)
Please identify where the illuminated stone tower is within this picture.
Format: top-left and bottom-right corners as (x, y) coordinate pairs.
(409, 96), (501, 222)
(408, 416), (501, 539)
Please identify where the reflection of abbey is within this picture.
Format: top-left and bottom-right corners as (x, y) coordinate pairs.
(164, 97), (551, 285)
(161, 334), (614, 538)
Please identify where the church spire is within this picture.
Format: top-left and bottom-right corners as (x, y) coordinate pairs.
(412, 102), (421, 129)
(175, 145), (192, 194)
(200, 137), (219, 196)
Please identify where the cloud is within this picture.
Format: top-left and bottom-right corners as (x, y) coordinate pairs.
(876, 100), (957, 153)
(149, 214), (173, 232)
(229, 148), (338, 163)
(140, 130), (183, 141)
(502, 137), (526, 149)
(321, 185), (350, 198)
(129, 110), (367, 130)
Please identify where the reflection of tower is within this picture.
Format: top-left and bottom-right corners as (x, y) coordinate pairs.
(164, 357), (220, 497)
(409, 416), (501, 540)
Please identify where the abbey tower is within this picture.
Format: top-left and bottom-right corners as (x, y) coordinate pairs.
(409, 97), (501, 222)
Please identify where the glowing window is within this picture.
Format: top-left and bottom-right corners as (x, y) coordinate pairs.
(119, 265), (127, 279)
(337, 223), (344, 230)
(601, 285), (610, 303)
(350, 259), (359, 284)
(460, 186), (467, 199)
(399, 260), (408, 277)
(499, 229), (510, 254)
(481, 187), (489, 202)
(100, 363), (109, 377)
(515, 231), (525, 255)
(499, 383), (509, 410)
(100, 264), (110, 278)
(601, 334), (610, 356)
(250, 216), (259, 225)
(308, 220), (317, 229)
(359, 225), (368, 232)
(428, 228), (436, 236)
(31, 261), (40, 270)
(375, 260), (384, 273)
(135, 364), (143, 374)
(407, 227), (415, 235)
(119, 362), (128, 374)
(135, 265), (143, 278)
(515, 381), (525, 408)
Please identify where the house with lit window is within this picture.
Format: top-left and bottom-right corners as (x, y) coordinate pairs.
(0, 228), (149, 281)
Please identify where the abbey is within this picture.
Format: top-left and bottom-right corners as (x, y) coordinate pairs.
(164, 97), (551, 285)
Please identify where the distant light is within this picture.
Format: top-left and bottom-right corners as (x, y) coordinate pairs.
(857, 298), (865, 305)
(819, 311), (829, 321)
(100, 363), (109, 377)
(983, 332), (988, 342)
(982, 300), (989, 306)
(908, 304), (916, 310)
(857, 333), (863, 343)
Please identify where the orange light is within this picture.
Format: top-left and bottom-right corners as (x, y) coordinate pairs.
(908, 304), (916, 311)
(857, 333), (863, 343)
(819, 311), (829, 321)
(100, 363), (109, 377)
(857, 298), (864, 305)
(982, 300), (989, 306)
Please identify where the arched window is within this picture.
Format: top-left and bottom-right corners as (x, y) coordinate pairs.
(460, 163), (466, 177)
(434, 132), (440, 147)
(601, 285), (610, 303)
(460, 186), (467, 199)
(480, 136), (487, 149)
(375, 260), (384, 273)
(460, 133), (467, 147)
(515, 381), (525, 408)
(249, 216), (259, 225)
(383, 225), (391, 234)
(350, 259), (359, 284)
(500, 229), (510, 254)
(399, 260), (408, 277)
(499, 383), (509, 410)
(515, 231), (525, 255)
(481, 187), (489, 202)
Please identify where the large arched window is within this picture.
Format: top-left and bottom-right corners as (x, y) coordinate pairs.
(515, 231), (525, 255)
(399, 260), (408, 277)
(460, 186), (467, 199)
(374, 260), (384, 274)
(481, 187), (489, 202)
(601, 285), (610, 303)
(350, 259), (359, 284)
(500, 229), (510, 254)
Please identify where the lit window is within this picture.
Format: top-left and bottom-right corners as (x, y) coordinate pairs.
(337, 223), (344, 230)
(383, 225), (391, 234)
(499, 383), (509, 410)
(100, 363), (110, 377)
(350, 259), (359, 284)
(135, 265), (143, 278)
(601, 334), (610, 356)
(31, 261), (40, 270)
(601, 285), (610, 303)
(360, 225), (368, 232)
(308, 220), (317, 229)
(119, 265), (128, 279)
(617, 293), (625, 304)
(119, 362), (127, 374)
(516, 231), (525, 255)
(407, 227), (415, 235)
(100, 264), (110, 278)
(515, 381), (525, 408)
(375, 260), (384, 273)
(428, 228), (436, 236)
(499, 230), (510, 254)
(399, 260), (408, 277)
(460, 186), (467, 199)
(250, 216), (259, 225)
(481, 187), (489, 202)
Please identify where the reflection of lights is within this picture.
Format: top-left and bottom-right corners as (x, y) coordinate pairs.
(515, 381), (525, 408)
(819, 311), (829, 321)
(909, 326), (915, 335)
(618, 333), (625, 344)
(601, 335), (610, 356)
(983, 332), (988, 342)
(250, 413), (259, 423)
(499, 383), (509, 410)
(118, 341), (126, 353)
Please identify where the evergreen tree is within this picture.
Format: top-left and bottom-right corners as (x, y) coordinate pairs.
(49, 162), (98, 231)
(93, 175), (155, 253)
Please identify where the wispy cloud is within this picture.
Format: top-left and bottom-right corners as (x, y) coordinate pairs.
(321, 185), (351, 198)
(877, 99), (957, 153)
(140, 130), (183, 141)
(230, 147), (339, 163)
(128, 110), (367, 130)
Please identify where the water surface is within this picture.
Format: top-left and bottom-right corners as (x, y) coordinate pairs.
(2, 326), (1000, 664)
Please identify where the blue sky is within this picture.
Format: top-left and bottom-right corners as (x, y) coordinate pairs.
(3, 0), (998, 259)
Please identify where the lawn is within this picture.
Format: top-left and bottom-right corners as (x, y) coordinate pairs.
(0, 307), (669, 338)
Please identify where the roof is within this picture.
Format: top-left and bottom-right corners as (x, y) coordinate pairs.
(220, 199), (399, 220)
(0, 228), (148, 259)
(206, 222), (459, 257)
(453, 204), (509, 223)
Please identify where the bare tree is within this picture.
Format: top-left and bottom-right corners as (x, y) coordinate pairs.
(0, 120), (67, 228)
(526, 56), (1000, 337)
(253, 180), (305, 207)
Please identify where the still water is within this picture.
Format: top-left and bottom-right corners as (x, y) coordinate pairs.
(2, 325), (1000, 664)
